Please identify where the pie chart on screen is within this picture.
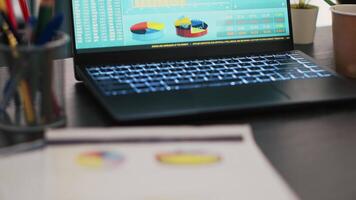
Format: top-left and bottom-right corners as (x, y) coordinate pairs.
(130, 21), (165, 41)
(76, 151), (124, 169)
(175, 16), (208, 38)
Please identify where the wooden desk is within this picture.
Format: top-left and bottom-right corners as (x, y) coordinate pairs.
(2, 27), (356, 200)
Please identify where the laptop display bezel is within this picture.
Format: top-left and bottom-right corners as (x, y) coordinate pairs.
(69, 0), (294, 66)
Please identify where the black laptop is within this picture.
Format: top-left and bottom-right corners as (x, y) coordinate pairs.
(69, 0), (356, 122)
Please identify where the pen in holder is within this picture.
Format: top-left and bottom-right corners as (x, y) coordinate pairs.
(0, 32), (69, 133)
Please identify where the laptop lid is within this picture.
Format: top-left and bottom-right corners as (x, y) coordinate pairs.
(70, 0), (294, 65)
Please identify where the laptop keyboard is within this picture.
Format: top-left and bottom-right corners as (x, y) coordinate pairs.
(86, 51), (333, 96)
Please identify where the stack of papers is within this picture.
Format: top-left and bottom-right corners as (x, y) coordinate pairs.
(0, 125), (299, 200)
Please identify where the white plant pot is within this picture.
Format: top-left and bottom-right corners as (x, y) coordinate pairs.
(291, 7), (319, 44)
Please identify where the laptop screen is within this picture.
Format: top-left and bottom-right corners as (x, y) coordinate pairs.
(72, 0), (291, 54)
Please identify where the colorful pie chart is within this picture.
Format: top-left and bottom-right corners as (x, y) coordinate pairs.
(175, 17), (208, 38)
(130, 21), (165, 41)
(156, 151), (221, 166)
(76, 151), (124, 169)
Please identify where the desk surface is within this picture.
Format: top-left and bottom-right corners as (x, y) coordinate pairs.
(2, 26), (356, 200)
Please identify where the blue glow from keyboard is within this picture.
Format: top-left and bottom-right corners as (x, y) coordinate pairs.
(86, 52), (333, 96)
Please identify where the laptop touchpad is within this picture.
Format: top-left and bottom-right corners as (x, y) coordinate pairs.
(192, 85), (289, 110)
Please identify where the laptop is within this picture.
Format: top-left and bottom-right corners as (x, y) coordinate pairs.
(69, 0), (356, 122)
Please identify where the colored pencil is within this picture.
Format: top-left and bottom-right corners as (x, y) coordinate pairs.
(19, 80), (35, 124)
(0, 22), (36, 125)
(35, 0), (54, 40)
(0, 11), (20, 42)
(0, 0), (63, 126)
(35, 0), (56, 122)
(0, 0), (5, 12)
(4, 0), (17, 29)
(19, 0), (31, 22)
(36, 13), (63, 45)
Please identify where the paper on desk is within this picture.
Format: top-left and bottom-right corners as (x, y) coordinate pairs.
(44, 125), (299, 200)
(0, 150), (45, 200)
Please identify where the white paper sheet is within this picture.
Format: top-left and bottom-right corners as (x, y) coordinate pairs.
(44, 125), (299, 200)
(0, 125), (299, 200)
(0, 150), (45, 200)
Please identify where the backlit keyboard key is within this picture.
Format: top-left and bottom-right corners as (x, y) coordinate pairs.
(87, 52), (334, 96)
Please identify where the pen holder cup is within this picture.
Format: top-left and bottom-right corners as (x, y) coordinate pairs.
(0, 32), (69, 133)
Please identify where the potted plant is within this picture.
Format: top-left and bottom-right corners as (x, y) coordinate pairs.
(324, 0), (336, 5)
(327, 0), (356, 4)
(291, 0), (319, 44)
(291, 0), (356, 44)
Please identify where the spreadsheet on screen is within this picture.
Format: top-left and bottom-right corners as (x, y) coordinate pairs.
(72, 0), (291, 53)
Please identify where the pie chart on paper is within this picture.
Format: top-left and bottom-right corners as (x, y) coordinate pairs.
(156, 151), (221, 166)
(175, 16), (208, 38)
(76, 151), (124, 169)
(130, 21), (165, 41)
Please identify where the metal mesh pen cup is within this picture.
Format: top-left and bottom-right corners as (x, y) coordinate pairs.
(0, 32), (69, 133)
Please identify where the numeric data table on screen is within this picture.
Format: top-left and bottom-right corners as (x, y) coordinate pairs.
(73, 0), (125, 49)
